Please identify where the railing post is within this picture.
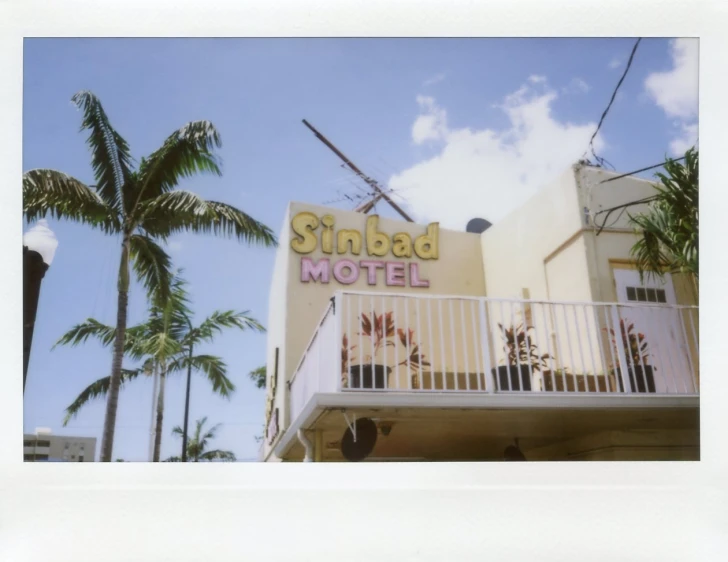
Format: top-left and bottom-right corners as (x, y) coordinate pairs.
(479, 299), (494, 393)
(609, 304), (632, 394)
(335, 291), (342, 393)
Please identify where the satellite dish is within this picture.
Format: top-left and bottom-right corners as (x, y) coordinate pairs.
(341, 417), (378, 462)
(466, 218), (492, 234)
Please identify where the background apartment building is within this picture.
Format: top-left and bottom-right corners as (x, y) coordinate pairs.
(23, 427), (96, 462)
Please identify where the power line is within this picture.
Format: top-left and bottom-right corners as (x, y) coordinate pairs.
(593, 195), (658, 235)
(598, 156), (686, 184)
(586, 38), (642, 169)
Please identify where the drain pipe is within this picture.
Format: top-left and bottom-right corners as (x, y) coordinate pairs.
(297, 429), (314, 462)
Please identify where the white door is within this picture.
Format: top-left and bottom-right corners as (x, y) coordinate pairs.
(613, 269), (695, 394)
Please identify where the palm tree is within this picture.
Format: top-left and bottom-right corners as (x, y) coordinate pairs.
(166, 417), (236, 462)
(178, 309), (265, 461)
(629, 148), (698, 284)
(24, 91), (277, 461)
(56, 275), (251, 460)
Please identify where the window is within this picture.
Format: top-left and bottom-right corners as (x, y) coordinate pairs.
(23, 439), (34, 447)
(35, 440), (51, 447)
(24, 454), (34, 461)
(626, 286), (667, 304)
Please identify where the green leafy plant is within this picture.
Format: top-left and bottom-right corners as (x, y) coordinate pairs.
(629, 148), (698, 283)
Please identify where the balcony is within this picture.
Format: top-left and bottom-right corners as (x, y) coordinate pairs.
(288, 291), (699, 426)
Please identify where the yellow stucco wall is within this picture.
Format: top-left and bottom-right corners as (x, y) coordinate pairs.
(480, 166), (584, 301)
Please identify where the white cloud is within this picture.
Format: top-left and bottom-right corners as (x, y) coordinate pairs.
(390, 82), (603, 229)
(644, 38), (698, 155)
(669, 122), (698, 155)
(608, 57), (622, 69)
(423, 73), (445, 87)
(411, 95), (448, 144)
(563, 77), (591, 94)
(644, 38), (698, 120)
(528, 74), (546, 84)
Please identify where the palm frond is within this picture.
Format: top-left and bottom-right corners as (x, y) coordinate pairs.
(189, 310), (265, 346)
(71, 90), (133, 211)
(164, 456), (183, 462)
(198, 449), (236, 462)
(129, 234), (173, 305)
(171, 425), (184, 437)
(135, 121), (222, 205)
(54, 318), (116, 349)
(629, 148), (698, 281)
(248, 365), (266, 389)
(137, 191), (277, 247)
(62, 368), (141, 426)
(23, 169), (120, 233)
(167, 354), (234, 398)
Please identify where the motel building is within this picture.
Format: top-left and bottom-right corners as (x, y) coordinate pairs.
(260, 162), (699, 462)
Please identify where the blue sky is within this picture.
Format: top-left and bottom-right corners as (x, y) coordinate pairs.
(22, 38), (698, 461)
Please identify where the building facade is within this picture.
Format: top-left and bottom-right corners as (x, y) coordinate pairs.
(260, 162), (699, 462)
(24, 427), (97, 462)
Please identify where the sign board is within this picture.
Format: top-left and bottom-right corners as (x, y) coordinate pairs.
(290, 213), (439, 288)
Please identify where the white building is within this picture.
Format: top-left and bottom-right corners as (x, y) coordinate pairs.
(260, 162), (699, 462)
(23, 427), (97, 462)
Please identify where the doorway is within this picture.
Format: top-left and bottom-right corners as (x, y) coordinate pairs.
(612, 268), (695, 394)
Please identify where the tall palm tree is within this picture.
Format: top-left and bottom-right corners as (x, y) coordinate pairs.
(24, 91), (277, 461)
(166, 417), (236, 462)
(629, 148), (698, 284)
(178, 311), (265, 461)
(55, 276), (248, 461)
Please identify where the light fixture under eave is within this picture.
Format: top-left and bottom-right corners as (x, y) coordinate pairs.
(503, 438), (527, 461)
(23, 219), (59, 266)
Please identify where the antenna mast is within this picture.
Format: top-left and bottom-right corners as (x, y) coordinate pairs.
(302, 119), (414, 222)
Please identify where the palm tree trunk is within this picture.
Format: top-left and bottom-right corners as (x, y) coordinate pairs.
(99, 236), (131, 462)
(152, 365), (167, 462)
(148, 361), (160, 461)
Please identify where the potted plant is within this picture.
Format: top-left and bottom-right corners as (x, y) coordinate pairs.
(348, 310), (396, 389)
(605, 319), (656, 393)
(396, 327), (431, 390)
(340, 334), (357, 388)
(491, 323), (550, 391)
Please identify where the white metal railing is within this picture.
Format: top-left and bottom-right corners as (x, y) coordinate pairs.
(288, 290), (699, 422)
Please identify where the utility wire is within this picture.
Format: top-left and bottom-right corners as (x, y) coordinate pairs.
(586, 38), (642, 169)
(594, 195), (658, 235)
(598, 156), (686, 184)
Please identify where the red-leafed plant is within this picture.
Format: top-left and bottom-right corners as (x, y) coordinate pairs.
(358, 310), (397, 363)
(396, 327), (431, 389)
(498, 323), (550, 371)
(605, 319), (651, 367)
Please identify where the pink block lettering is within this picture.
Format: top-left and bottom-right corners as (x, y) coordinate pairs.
(333, 259), (359, 284)
(410, 263), (430, 288)
(301, 257), (330, 283)
(359, 260), (385, 285)
(385, 262), (406, 287)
